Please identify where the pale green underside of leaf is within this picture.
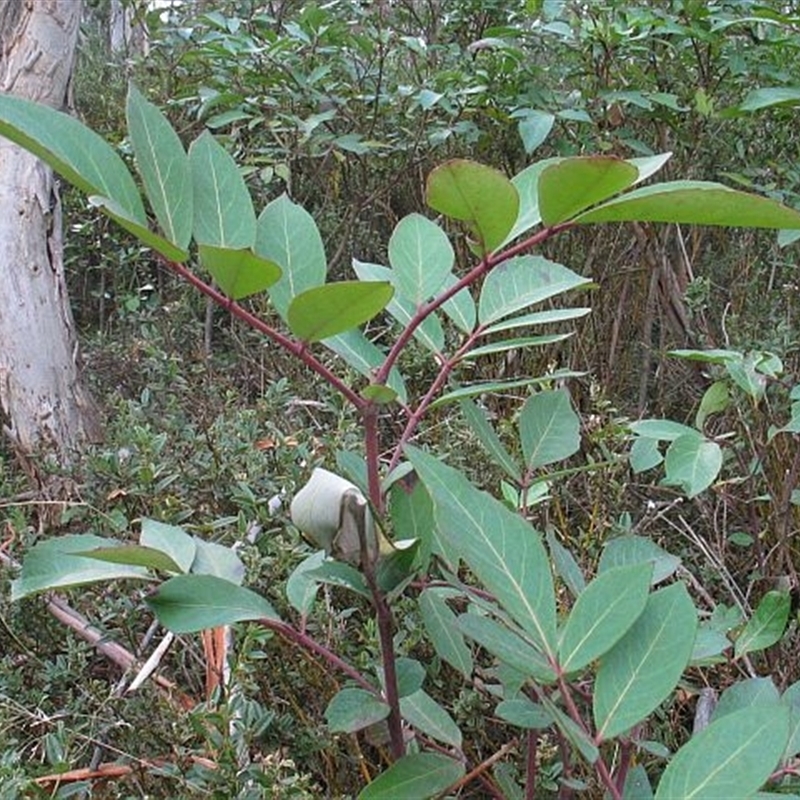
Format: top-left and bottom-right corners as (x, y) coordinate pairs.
(419, 589), (474, 677)
(141, 518), (197, 574)
(481, 307), (590, 336)
(519, 389), (581, 470)
(399, 689), (462, 747)
(463, 332), (572, 360)
(325, 687), (389, 733)
(577, 181), (800, 228)
(127, 84), (193, 249)
(0, 93), (146, 222)
(357, 753), (464, 800)
(459, 399), (521, 482)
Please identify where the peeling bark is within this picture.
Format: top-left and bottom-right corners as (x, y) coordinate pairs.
(0, 0), (102, 468)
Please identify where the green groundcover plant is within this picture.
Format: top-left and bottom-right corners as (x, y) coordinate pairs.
(3, 85), (800, 798)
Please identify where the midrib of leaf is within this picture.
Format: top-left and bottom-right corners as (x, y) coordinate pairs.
(136, 108), (177, 242)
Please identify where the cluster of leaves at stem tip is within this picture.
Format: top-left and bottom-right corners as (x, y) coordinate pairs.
(4, 83), (800, 800)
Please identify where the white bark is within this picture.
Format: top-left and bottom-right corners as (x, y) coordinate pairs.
(0, 0), (101, 464)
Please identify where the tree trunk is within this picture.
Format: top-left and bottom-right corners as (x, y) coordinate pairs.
(0, 0), (102, 471)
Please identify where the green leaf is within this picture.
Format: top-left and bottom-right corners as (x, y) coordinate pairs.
(781, 680), (800, 758)
(358, 753), (464, 800)
(390, 477), (449, 571)
(663, 435), (722, 498)
(712, 678), (780, 721)
(739, 87), (800, 112)
(545, 528), (586, 597)
(10, 534), (150, 601)
(325, 687), (389, 734)
(146, 575), (278, 633)
(0, 93), (145, 222)
(464, 333), (573, 360)
(628, 152), (673, 184)
(629, 419), (699, 441)
(439, 273), (477, 333)
(623, 764), (654, 800)
(538, 156), (638, 225)
(285, 550), (326, 615)
(726, 352), (768, 399)
(389, 214), (454, 304)
(456, 612), (556, 683)
(88, 196), (189, 262)
(407, 447), (557, 656)
(735, 591), (790, 658)
(287, 281), (393, 342)
(696, 381), (730, 429)
(256, 194), (327, 319)
(559, 563), (652, 673)
(495, 697), (552, 729)
(189, 131), (256, 248)
(126, 85), (192, 249)
(400, 689), (462, 747)
(198, 246), (281, 300)
(419, 589), (473, 677)
(323, 329), (407, 403)
(426, 159), (519, 252)
(459, 400), (521, 482)
(482, 307), (591, 336)
(307, 560), (370, 599)
(519, 389), (581, 471)
(541, 694), (599, 764)
(576, 181), (800, 229)
(630, 437), (663, 473)
(598, 536), (681, 586)
(478, 256), (591, 325)
(594, 582), (697, 741)
(78, 545), (184, 574)
(518, 110), (555, 155)
(654, 706), (789, 800)
(669, 348), (742, 364)
(430, 370), (585, 409)
(140, 519), (196, 574)
(190, 538), (245, 584)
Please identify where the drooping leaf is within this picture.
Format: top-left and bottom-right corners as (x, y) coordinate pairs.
(198, 246), (281, 300)
(734, 591), (791, 658)
(541, 694), (600, 764)
(629, 436), (663, 473)
(358, 753), (464, 800)
(419, 588), (473, 677)
(628, 419), (699, 440)
(519, 389), (581, 471)
(594, 582), (697, 741)
(598, 536), (680, 586)
(545, 528), (586, 597)
(256, 194), (327, 319)
(306, 560), (370, 599)
(426, 159), (519, 252)
(478, 256), (591, 325)
(538, 156), (639, 225)
(628, 152), (672, 184)
(0, 93), (145, 222)
(459, 399), (521, 482)
(390, 476), (450, 570)
(654, 706), (789, 800)
(388, 213), (454, 305)
(400, 689), (462, 747)
(285, 550), (326, 616)
(190, 538), (245, 584)
(88, 196), (188, 262)
(325, 687), (389, 734)
(323, 329), (407, 403)
(663, 434), (722, 498)
(140, 519), (196, 574)
(146, 574), (278, 633)
(695, 381), (730, 430)
(439, 272), (477, 333)
(189, 131), (256, 248)
(495, 697), (552, 729)
(407, 447), (557, 656)
(10, 535), (150, 601)
(559, 563), (652, 673)
(781, 680), (800, 758)
(77, 545), (184, 574)
(126, 85), (193, 249)
(287, 281), (393, 342)
(738, 87), (800, 113)
(577, 181), (800, 229)
(518, 110), (555, 155)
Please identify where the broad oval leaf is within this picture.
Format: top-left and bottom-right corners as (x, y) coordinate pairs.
(198, 245), (281, 300)
(598, 535), (680, 586)
(89, 195), (188, 262)
(287, 281), (393, 342)
(141, 518), (196, 574)
(426, 159), (519, 253)
(190, 538), (245, 585)
(325, 687), (389, 734)
(400, 689), (462, 748)
(654, 706), (789, 800)
(0, 93), (145, 222)
(189, 131), (256, 248)
(559, 563), (652, 673)
(734, 591), (791, 658)
(496, 697), (552, 729)
(519, 389), (581, 471)
(539, 156), (638, 226)
(594, 582), (697, 741)
(256, 194), (327, 319)
(577, 181), (800, 229)
(407, 446), (558, 656)
(358, 753), (465, 800)
(389, 213), (454, 304)
(712, 677), (780, 722)
(10, 534), (150, 601)
(146, 574), (278, 633)
(126, 85), (192, 249)
(478, 256), (591, 325)
(663, 435), (722, 498)
(518, 110), (555, 155)
(739, 86), (800, 113)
